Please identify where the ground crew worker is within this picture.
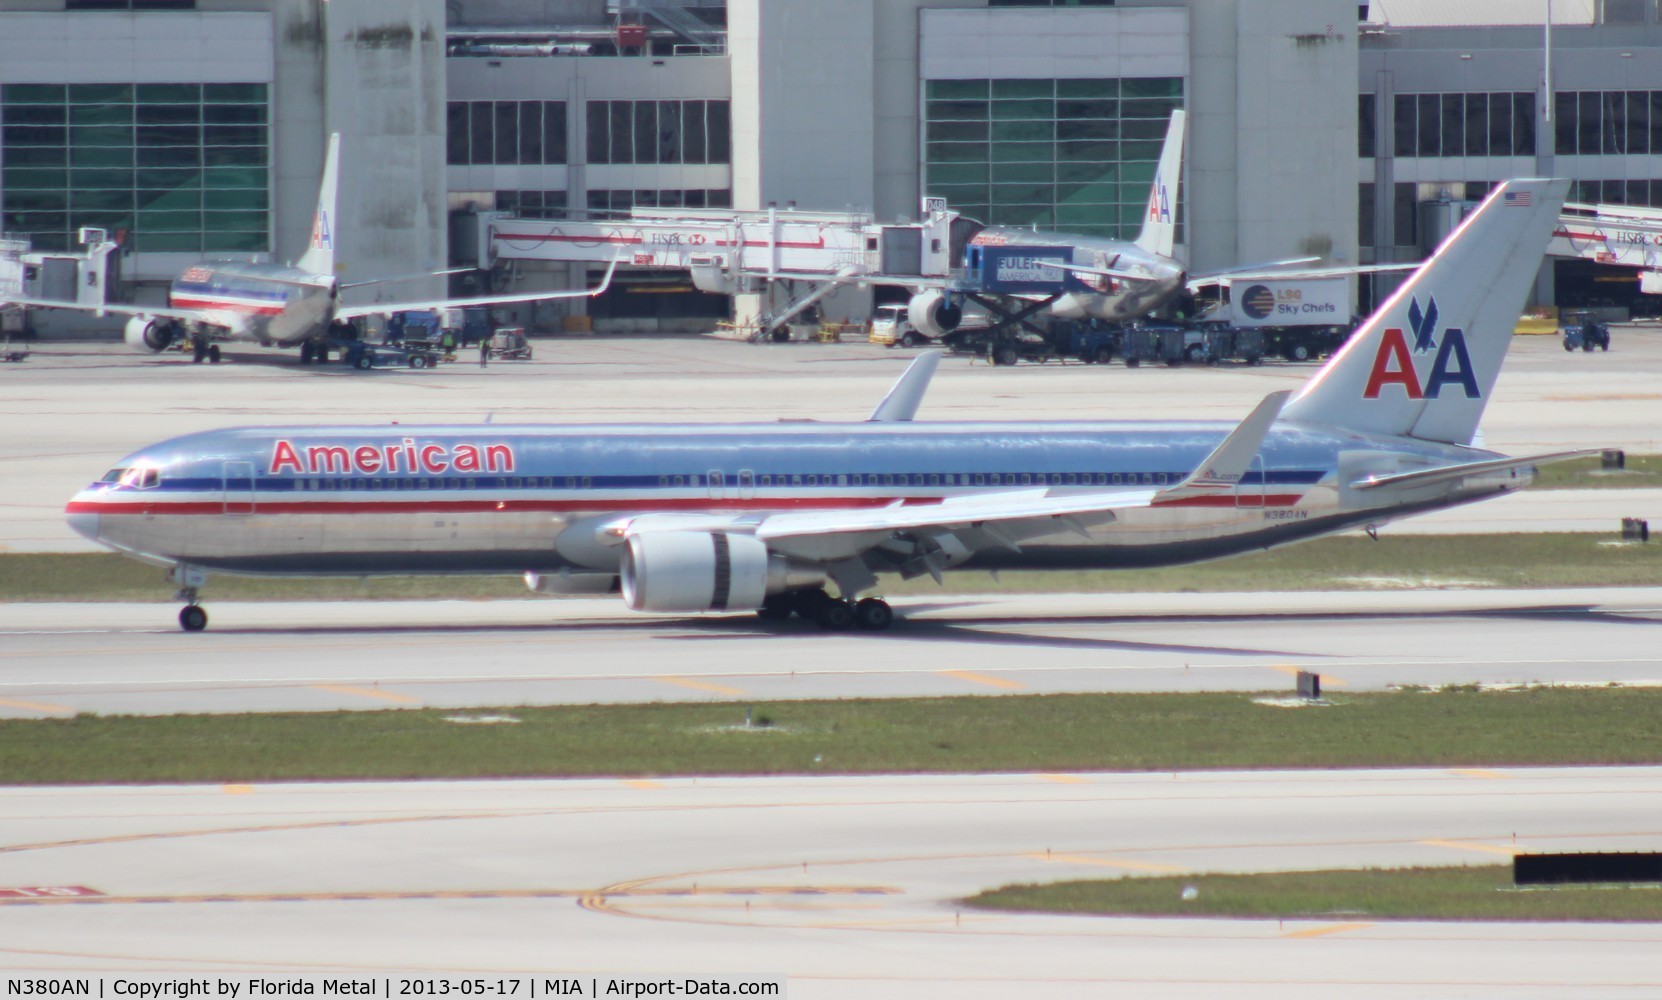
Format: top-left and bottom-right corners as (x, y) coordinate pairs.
(479, 336), (489, 367)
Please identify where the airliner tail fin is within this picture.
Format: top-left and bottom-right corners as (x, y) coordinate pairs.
(296, 133), (340, 278)
(1133, 110), (1184, 259)
(1280, 179), (1569, 445)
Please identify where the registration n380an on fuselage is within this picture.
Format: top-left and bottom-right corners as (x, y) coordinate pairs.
(68, 179), (1589, 632)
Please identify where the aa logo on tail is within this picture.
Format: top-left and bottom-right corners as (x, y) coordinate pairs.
(311, 210), (333, 251)
(1147, 182), (1171, 224)
(1362, 295), (1480, 400)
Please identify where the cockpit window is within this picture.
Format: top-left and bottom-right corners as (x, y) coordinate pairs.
(117, 466), (160, 490)
(101, 468), (126, 483)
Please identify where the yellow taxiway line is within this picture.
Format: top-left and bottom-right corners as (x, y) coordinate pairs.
(938, 670), (1024, 690)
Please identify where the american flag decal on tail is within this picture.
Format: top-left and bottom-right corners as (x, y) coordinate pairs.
(1505, 191), (1532, 208)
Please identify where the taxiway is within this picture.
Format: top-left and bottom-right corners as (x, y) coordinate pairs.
(1, 768), (1658, 997)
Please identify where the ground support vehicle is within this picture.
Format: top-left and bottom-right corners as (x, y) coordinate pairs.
(1196, 326), (1267, 365)
(341, 340), (442, 370)
(869, 304), (931, 348)
(1051, 319), (1121, 363)
(1265, 322), (1354, 362)
(487, 327), (534, 360)
(942, 326), (1054, 365)
(1561, 313), (1612, 351)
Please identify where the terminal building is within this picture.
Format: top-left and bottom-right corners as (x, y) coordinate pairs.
(3, 0), (1661, 336)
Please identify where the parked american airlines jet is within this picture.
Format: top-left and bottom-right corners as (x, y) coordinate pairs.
(9, 134), (614, 364)
(906, 110), (1410, 337)
(68, 179), (1585, 633)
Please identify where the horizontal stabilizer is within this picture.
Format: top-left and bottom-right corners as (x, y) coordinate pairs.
(1349, 449), (1600, 492)
(868, 350), (942, 422)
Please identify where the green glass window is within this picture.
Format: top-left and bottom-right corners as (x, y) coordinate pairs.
(993, 162), (1054, 183)
(3, 167), (68, 189)
(68, 84), (132, 104)
(927, 80), (989, 100)
(992, 142), (1053, 162)
(923, 75), (1182, 239)
(2, 84), (67, 103)
(1, 81), (270, 253)
(137, 83), (201, 103)
(991, 119), (1052, 142)
(926, 100), (989, 121)
(928, 162), (989, 185)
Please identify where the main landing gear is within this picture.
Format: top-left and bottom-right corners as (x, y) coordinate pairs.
(190, 337), (221, 364)
(757, 589), (895, 631)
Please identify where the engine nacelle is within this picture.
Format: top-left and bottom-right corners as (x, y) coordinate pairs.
(908, 289), (963, 339)
(124, 316), (176, 353)
(621, 531), (824, 613)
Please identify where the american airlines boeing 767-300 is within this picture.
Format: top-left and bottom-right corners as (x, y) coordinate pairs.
(66, 178), (1588, 632)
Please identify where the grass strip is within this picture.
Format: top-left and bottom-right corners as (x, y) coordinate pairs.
(967, 866), (1662, 922)
(3, 687), (1662, 785)
(4, 532), (1660, 602)
(1535, 453), (1662, 490)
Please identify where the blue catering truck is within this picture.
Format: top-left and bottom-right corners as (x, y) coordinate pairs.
(941, 244), (1088, 365)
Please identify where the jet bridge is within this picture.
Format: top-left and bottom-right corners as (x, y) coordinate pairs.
(1552, 201), (1662, 291)
(478, 200), (966, 339)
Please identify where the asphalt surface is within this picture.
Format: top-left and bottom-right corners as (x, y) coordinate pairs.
(1, 589), (1658, 717)
(3, 331), (1660, 993)
(1, 768), (1658, 997)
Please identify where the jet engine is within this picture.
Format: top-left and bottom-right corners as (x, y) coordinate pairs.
(907, 289), (963, 339)
(124, 317), (176, 353)
(621, 531), (825, 613)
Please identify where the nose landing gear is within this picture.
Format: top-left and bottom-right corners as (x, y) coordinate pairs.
(178, 602), (208, 632)
(171, 566), (209, 632)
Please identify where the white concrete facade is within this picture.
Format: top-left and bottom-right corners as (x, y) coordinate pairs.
(0, 0), (446, 307)
(728, 0), (875, 214)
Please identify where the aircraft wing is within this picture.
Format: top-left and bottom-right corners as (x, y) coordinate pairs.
(4, 296), (253, 336)
(5, 296), (205, 323)
(335, 259), (618, 320)
(754, 390), (1289, 545)
(1348, 449), (1600, 492)
(754, 487), (1160, 542)
(1034, 260), (1151, 281)
(1187, 261), (1418, 291)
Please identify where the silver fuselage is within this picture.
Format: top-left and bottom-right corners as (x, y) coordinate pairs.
(971, 227), (1186, 322)
(169, 261), (336, 345)
(67, 422), (1523, 579)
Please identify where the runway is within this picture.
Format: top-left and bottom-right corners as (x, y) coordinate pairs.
(1, 589), (1659, 717)
(1, 767), (1659, 996)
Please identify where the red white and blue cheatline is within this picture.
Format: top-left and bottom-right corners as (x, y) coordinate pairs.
(1504, 191), (1533, 208)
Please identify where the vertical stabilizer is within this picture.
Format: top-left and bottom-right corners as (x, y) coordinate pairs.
(296, 133), (340, 278)
(1133, 110), (1184, 259)
(1280, 179), (1569, 445)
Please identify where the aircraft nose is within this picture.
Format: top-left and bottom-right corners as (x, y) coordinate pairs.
(65, 494), (100, 542)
